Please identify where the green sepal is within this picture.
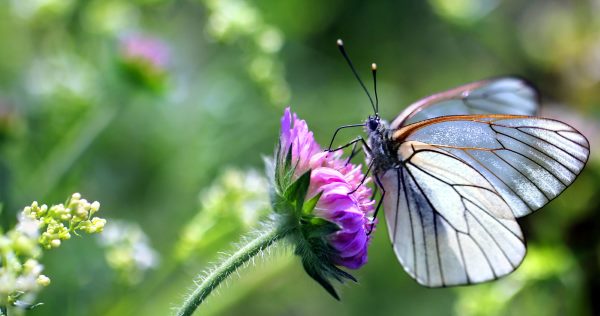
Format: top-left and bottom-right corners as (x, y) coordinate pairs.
(294, 235), (357, 300)
(301, 259), (340, 300)
(291, 214), (355, 301)
(271, 143), (309, 216)
(269, 188), (289, 215)
(283, 169), (311, 216)
(300, 216), (340, 239)
(284, 142), (293, 172)
(302, 191), (322, 216)
(273, 142), (295, 190)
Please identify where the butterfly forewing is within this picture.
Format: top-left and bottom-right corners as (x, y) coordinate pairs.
(390, 78), (539, 129)
(395, 115), (590, 218)
(382, 142), (526, 287)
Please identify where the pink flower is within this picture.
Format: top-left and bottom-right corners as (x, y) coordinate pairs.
(279, 108), (322, 175)
(120, 34), (170, 71)
(279, 107), (375, 269)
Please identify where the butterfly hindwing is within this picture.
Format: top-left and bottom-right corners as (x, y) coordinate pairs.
(391, 77), (539, 128)
(381, 142), (526, 287)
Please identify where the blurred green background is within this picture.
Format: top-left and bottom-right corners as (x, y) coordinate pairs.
(0, 0), (599, 315)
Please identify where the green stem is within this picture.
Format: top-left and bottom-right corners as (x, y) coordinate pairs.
(175, 223), (287, 316)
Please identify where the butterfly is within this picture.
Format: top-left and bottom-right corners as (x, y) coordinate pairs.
(329, 39), (590, 287)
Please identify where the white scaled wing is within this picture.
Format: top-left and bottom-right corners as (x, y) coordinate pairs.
(402, 115), (590, 218)
(381, 142), (526, 287)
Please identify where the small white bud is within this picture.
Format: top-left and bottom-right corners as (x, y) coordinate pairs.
(76, 209), (88, 218)
(37, 275), (51, 287)
(93, 217), (106, 228)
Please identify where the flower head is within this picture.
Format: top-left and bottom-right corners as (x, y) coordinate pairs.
(120, 34), (170, 71)
(98, 220), (159, 285)
(273, 107), (375, 298)
(118, 33), (170, 91)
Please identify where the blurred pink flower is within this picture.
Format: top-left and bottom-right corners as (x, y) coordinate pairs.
(279, 107), (375, 269)
(120, 34), (170, 71)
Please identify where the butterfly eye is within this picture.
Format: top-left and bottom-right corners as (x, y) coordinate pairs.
(367, 116), (379, 131)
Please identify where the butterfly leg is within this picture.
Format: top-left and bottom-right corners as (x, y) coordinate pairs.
(348, 161), (373, 194)
(367, 173), (385, 235)
(345, 141), (363, 166)
(370, 183), (378, 200)
(326, 136), (371, 154)
(326, 123), (365, 151)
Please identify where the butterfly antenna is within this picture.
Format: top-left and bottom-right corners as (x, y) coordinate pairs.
(371, 63), (379, 114)
(336, 39), (377, 114)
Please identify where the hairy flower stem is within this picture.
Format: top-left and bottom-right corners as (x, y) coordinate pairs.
(175, 223), (288, 316)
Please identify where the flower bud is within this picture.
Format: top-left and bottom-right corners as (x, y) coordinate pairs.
(37, 275), (51, 287)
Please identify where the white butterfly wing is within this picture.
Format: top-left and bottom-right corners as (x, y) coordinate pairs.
(399, 115), (590, 218)
(382, 115), (588, 286)
(390, 78), (539, 129)
(381, 142), (526, 286)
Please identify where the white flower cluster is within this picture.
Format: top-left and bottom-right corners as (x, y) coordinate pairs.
(98, 220), (159, 285)
(0, 229), (49, 305)
(23, 193), (106, 249)
(0, 193), (106, 309)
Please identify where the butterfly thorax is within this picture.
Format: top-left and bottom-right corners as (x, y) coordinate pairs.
(366, 115), (399, 173)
